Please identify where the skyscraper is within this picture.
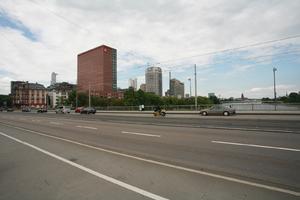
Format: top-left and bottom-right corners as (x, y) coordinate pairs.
(128, 78), (137, 91)
(51, 72), (58, 86)
(170, 78), (184, 98)
(145, 66), (162, 96)
(77, 45), (120, 98)
(140, 83), (146, 92)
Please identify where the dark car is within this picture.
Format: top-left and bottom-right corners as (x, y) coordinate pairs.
(199, 105), (236, 116)
(37, 108), (47, 113)
(22, 107), (31, 112)
(80, 107), (96, 114)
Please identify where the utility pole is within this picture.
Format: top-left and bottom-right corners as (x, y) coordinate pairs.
(76, 79), (78, 108)
(188, 78), (191, 97)
(76, 92), (78, 108)
(273, 67), (277, 103)
(194, 64), (197, 110)
(88, 83), (91, 107)
(169, 71), (171, 96)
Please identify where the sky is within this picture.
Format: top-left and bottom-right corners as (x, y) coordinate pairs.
(0, 0), (300, 98)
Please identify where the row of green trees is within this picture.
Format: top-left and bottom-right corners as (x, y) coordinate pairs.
(262, 92), (300, 103)
(65, 88), (218, 107)
(278, 92), (300, 103)
(0, 95), (12, 107)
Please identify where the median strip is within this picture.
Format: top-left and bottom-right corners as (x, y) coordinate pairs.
(212, 140), (300, 152)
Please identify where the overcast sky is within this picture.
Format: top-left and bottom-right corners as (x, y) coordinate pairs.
(0, 0), (300, 98)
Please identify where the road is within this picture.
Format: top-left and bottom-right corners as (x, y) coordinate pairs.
(0, 112), (299, 200)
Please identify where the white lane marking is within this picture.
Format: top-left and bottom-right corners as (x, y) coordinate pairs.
(76, 125), (98, 130)
(0, 131), (169, 200)
(121, 131), (161, 138)
(199, 126), (295, 133)
(1, 123), (300, 197)
(212, 140), (300, 152)
(50, 122), (63, 125)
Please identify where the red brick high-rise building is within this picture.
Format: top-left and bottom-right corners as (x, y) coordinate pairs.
(77, 45), (122, 98)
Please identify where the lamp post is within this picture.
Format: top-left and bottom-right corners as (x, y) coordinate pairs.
(273, 67), (277, 111)
(194, 64), (197, 110)
(89, 83), (91, 107)
(273, 67), (277, 102)
(188, 78), (191, 97)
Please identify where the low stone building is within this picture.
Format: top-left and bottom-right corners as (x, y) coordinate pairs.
(47, 82), (76, 108)
(11, 81), (47, 108)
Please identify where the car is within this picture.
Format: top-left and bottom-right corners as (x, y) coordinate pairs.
(37, 108), (47, 113)
(22, 107), (31, 112)
(6, 108), (14, 112)
(199, 105), (236, 116)
(0, 107), (3, 112)
(55, 106), (71, 114)
(75, 107), (83, 113)
(80, 107), (96, 114)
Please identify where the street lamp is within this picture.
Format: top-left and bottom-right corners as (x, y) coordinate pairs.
(273, 67), (277, 102)
(194, 64), (197, 110)
(89, 82), (91, 107)
(188, 78), (191, 97)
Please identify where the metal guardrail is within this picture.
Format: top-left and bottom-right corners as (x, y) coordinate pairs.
(94, 103), (300, 111)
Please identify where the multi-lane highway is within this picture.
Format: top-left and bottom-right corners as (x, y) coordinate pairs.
(0, 112), (299, 200)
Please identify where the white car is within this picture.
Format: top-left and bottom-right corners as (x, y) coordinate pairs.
(55, 106), (71, 114)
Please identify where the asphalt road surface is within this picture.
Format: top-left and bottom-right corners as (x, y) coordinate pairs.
(0, 112), (299, 200)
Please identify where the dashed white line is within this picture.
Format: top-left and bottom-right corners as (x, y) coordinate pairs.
(212, 140), (300, 152)
(50, 122), (63, 125)
(1, 123), (299, 196)
(0, 131), (168, 200)
(121, 131), (161, 137)
(76, 125), (98, 130)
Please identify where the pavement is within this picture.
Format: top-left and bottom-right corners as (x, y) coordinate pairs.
(0, 112), (299, 200)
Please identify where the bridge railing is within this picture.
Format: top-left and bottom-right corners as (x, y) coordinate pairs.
(94, 103), (300, 111)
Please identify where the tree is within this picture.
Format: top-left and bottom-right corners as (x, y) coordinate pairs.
(0, 95), (12, 107)
(209, 96), (220, 104)
(288, 92), (300, 103)
(77, 92), (88, 106)
(124, 88), (138, 106)
(66, 90), (77, 107)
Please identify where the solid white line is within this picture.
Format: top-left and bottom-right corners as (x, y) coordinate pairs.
(212, 140), (300, 152)
(121, 131), (161, 138)
(0, 131), (168, 200)
(50, 122), (62, 125)
(76, 126), (98, 130)
(202, 126), (295, 133)
(1, 123), (299, 196)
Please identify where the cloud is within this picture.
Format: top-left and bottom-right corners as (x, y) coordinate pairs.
(0, 76), (13, 94)
(0, 0), (300, 95)
(246, 84), (298, 98)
